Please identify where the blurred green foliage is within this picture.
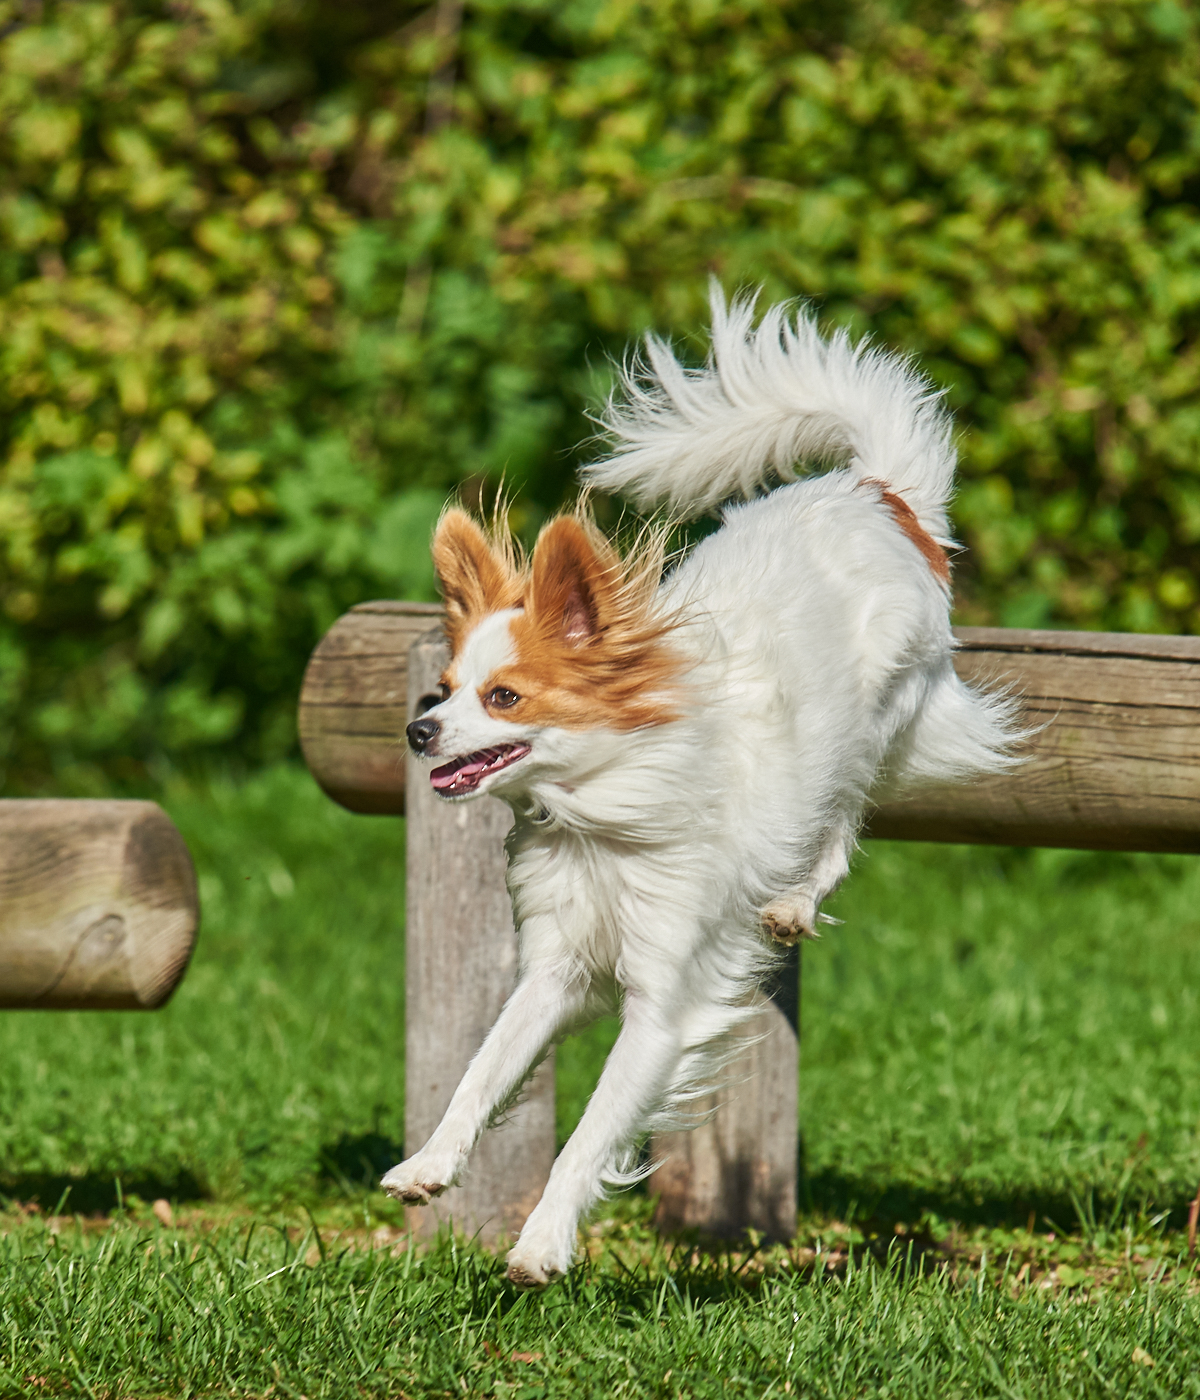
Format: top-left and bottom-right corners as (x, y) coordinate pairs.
(1, 0), (1198, 785)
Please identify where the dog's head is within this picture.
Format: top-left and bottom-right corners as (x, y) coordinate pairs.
(407, 508), (681, 800)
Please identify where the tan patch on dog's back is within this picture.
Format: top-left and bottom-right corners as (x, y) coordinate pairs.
(864, 480), (950, 583)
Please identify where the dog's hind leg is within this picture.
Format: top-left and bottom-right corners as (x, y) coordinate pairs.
(381, 965), (586, 1206)
(760, 816), (854, 946)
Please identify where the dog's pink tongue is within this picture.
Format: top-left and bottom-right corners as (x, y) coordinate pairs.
(430, 754), (488, 791)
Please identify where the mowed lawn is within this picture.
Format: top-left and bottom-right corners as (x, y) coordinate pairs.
(1, 764), (1199, 1397)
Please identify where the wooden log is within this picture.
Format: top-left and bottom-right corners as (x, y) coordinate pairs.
(867, 627), (1200, 853)
(300, 613), (1200, 853)
(404, 630), (556, 1245)
(299, 601), (442, 815)
(0, 801), (198, 1010)
(652, 947), (799, 1240)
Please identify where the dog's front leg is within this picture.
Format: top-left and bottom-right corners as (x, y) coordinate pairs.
(505, 988), (681, 1287)
(381, 967), (584, 1205)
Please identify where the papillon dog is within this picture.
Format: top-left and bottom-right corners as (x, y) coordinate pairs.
(382, 285), (1018, 1286)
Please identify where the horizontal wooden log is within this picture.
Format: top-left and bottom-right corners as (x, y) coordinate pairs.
(866, 627), (1200, 853)
(0, 800), (199, 1010)
(299, 610), (1200, 852)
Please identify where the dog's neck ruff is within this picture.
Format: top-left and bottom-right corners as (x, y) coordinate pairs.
(500, 719), (720, 847)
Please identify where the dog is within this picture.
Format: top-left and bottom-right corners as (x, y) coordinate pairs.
(381, 285), (1019, 1286)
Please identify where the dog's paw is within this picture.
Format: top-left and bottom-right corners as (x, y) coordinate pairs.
(505, 1258), (560, 1290)
(505, 1229), (576, 1289)
(760, 893), (820, 945)
(380, 1153), (460, 1205)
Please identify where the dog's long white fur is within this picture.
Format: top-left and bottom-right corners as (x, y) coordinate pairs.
(382, 287), (1022, 1286)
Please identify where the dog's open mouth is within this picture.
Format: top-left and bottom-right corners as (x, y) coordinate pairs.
(429, 743), (531, 796)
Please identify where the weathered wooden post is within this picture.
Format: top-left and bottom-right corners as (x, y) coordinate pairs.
(302, 615), (1200, 849)
(652, 950), (799, 1238)
(0, 800), (198, 1010)
(300, 610), (1200, 1244)
(402, 630), (556, 1244)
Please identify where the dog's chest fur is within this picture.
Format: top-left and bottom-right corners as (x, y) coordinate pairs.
(505, 824), (632, 993)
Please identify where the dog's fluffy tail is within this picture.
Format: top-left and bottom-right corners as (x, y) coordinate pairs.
(584, 281), (956, 542)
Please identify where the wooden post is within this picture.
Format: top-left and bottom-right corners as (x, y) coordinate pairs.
(653, 946), (799, 1239)
(0, 800), (198, 1010)
(403, 630), (556, 1244)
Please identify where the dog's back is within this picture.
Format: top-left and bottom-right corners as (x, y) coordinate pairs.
(591, 283), (1020, 811)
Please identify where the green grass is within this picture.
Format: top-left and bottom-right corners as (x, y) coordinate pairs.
(2, 1218), (1198, 1399)
(1, 767), (409, 1211)
(1, 763), (1199, 1396)
(806, 841), (1200, 1232)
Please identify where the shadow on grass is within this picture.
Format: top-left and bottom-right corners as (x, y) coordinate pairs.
(802, 1164), (1200, 1234)
(0, 1131), (407, 1216)
(318, 1131), (404, 1192)
(0, 1167), (206, 1214)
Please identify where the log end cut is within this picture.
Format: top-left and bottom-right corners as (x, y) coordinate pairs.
(298, 600), (443, 816)
(0, 800), (200, 1010)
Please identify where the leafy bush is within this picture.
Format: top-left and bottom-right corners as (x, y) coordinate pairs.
(0, 1), (445, 784)
(1, 0), (1197, 786)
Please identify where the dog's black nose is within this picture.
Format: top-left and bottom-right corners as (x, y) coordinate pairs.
(407, 717), (441, 753)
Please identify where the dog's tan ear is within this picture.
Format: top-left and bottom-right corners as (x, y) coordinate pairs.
(529, 517), (617, 647)
(432, 509), (515, 649)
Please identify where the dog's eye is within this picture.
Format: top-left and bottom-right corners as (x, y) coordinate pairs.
(487, 687), (520, 710)
(439, 682), (451, 702)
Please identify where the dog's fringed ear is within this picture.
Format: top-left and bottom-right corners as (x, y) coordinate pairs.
(529, 517), (617, 647)
(432, 509), (516, 649)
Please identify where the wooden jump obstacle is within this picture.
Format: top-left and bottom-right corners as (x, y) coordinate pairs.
(0, 801), (199, 1010)
(300, 602), (1200, 1243)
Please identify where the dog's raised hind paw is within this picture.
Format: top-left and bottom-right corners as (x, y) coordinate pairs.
(760, 894), (820, 945)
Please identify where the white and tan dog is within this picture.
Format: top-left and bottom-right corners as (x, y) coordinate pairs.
(382, 286), (1018, 1286)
